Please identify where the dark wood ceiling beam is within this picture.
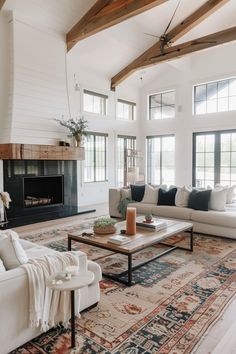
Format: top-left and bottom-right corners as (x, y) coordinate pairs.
(0, 0), (6, 10)
(111, 0), (228, 90)
(139, 26), (236, 69)
(67, 0), (167, 51)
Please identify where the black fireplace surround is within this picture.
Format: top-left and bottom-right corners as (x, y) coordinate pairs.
(3, 160), (94, 227)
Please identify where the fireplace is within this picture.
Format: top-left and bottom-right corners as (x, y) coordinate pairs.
(23, 175), (64, 208)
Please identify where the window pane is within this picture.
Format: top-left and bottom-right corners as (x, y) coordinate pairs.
(83, 91), (107, 115)
(147, 136), (175, 185)
(218, 80), (229, 98)
(162, 91), (175, 105)
(205, 153), (214, 167)
(149, 91), (175, 120)
(205, 135), (215, 152)
(229, 97), (236, 111)
(207, 99), (217, 113)
(207, 82), (217, 100)
(195, 101), (206, 115)
(221, 134), (231, 151)
(229, 79), (236, 96)
(195, 85), (206, 101)
(117, 136), (136, 187)
(162, 105), (175, 119)
(218, 97), (228, 112)
(84, 134), (107, 182)
(221, 152), (230, 167)
(196, 153), (204, 166)
(231, 152), (236, 166)
(196, 136), (205, 152)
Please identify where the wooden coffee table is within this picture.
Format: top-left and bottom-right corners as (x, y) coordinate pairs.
(68, 219), (193, 286)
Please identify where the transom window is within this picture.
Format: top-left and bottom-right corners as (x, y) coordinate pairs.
(84, 133), (108, 182)
(194, 78), (236, 115)
(117, 99), (136, 120)
(117, 135), (136, 187)
(146, 135), (175, 186)
(193, 130), (236, 188)
(83, 90), (108, 115)
(149, 90), (175, 120)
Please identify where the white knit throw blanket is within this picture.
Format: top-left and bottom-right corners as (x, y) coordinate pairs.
(22, 252), (79, 331)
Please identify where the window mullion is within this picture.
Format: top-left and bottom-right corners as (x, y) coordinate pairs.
(215, 132), (221, 185)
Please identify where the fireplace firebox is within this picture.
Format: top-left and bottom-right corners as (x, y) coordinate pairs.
(23, 175), (64, 208)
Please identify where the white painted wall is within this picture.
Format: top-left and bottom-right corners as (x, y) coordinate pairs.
(140, 42), (236, 187)
(0, 13), (12, 144)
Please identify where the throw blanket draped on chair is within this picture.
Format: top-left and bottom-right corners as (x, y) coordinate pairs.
(22, 252), (79, 331)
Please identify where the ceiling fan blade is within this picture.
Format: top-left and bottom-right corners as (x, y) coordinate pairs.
(143, 32), (161, 39)
(164, 0), (181, 35)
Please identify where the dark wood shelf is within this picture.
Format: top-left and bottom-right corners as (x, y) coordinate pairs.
(0, 143), (85, 161)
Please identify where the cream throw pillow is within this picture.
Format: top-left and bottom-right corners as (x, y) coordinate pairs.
(207, 186), (228, 211)
(215, 184), (236, 204)
(0, 230), (28, 270)
(121, 188), (131, 200)
(142, 184), (159, 204)
(175, 186), (191, 207)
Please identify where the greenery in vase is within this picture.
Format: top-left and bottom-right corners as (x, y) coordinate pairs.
(94, 217), (116, 228)
(55, 116), (88, 137)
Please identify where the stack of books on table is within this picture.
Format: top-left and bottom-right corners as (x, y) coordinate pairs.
(136, 216), (167, 232)
(108, 235), (132, 245)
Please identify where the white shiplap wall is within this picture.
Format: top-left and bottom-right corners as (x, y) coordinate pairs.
(11, 17), (70, 144)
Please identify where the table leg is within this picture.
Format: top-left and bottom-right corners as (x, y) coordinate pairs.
(71, 290), (76, 348)
(68, 237), (72, 251)
(190, 227), (194, 252)
(128, 254), (132, 286)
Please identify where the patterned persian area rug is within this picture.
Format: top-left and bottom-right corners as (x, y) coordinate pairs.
(11, 221), (236, 354)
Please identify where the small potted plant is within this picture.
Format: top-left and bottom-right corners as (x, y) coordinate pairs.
(55, 116), (88, 147)
(93, 217), (117, 235)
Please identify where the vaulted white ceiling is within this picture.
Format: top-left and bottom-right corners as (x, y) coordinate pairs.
(2, 0), (236, 88)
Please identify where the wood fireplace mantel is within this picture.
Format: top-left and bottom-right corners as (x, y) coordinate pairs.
(0, 143), (85, 160)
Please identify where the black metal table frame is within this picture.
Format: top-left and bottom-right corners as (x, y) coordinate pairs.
(68, 226), (193, 287)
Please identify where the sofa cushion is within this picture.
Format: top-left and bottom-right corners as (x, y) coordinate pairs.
(191, 209), (236, 228)
(130, 184), (145, 202)
(151, 205), (193, 220)
(188, 189), (211, 211)
(216, 184), (236, 204)
(175, 186), (191, 207)
(142, 184), (159, 204)
(0, 258), (6, 272)
(0, 230), (28, 270)
(158, 188), (177, 206)
(128, 202), (152, 215)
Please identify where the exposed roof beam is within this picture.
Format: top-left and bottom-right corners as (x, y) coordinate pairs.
(67, 0), (167, 51)
(0, 0), (6, 10)
(111, 0), (228, 90)
(137, 26), (236, 69)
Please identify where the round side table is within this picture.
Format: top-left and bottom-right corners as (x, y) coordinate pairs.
(47, 270), (94, 348)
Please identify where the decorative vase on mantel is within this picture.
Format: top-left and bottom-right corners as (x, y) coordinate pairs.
(74, 134), (82, 147)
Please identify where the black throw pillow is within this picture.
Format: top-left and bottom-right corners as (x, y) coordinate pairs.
(130, 184), (145, 202)
(188, 189), (212, 211)
(158, 188), (177, 206)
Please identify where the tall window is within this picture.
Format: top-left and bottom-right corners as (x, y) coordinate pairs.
(84, 133), (108, 182)
(83, 90), (108, 115)
(149, 90), (175, 120)
(193, 130), (236, 188)
(117, 135), (136, 187)
(194, 78), (236, 115)
(117, 99), (136, 120)
(146, 135), (175, 185)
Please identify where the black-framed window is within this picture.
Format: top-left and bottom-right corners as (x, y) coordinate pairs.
(117, 135), (136, 187)
(84, 133), (108, 182)
(146, 135), (175, 185)
(194, 78), (236, 115)
(193, 130), (236, 188)
(117, 99), (136, 120)
(149, 90), (175, 120)
(83, 90), (108, 115)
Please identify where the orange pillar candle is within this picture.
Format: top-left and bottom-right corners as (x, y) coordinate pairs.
(126, 207), (136, 235)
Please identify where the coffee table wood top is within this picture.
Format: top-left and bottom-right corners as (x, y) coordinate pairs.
(68, 219), (193, 255)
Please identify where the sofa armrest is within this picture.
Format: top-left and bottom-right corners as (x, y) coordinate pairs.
(109, 188), (121, 218)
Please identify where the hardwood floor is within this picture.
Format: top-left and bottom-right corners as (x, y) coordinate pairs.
(14, 202), (235, 354)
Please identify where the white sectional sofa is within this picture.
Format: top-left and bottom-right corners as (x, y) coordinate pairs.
(0, 238), (102, 354)
(109, 188), (236, 239)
